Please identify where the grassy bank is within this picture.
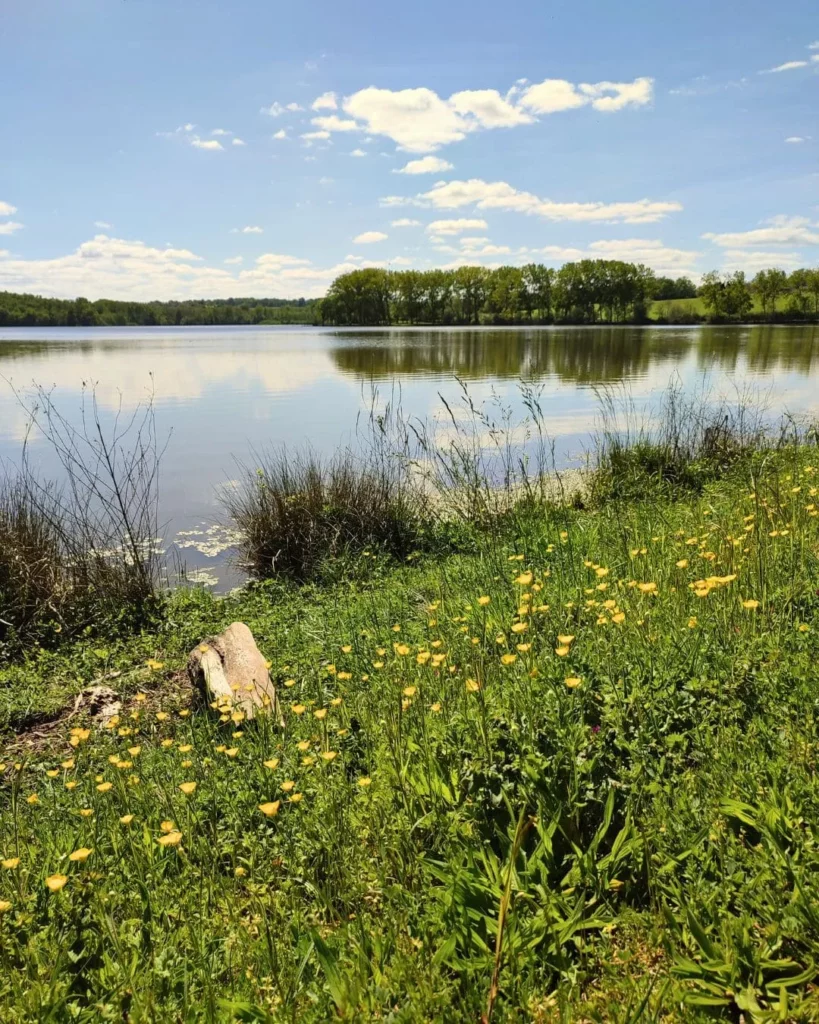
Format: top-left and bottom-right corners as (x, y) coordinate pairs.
(3, 425), (819, 1020)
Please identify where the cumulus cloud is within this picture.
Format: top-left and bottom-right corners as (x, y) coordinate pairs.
(426, 218), (489, 235)
(0, 221), (24, 236)
(261, 101), (303, 116)
(301, 130), (331, 140)
(785, 136), (806, 143)
(272, 129), (288, 140)
(311, 115), (359, 132)
(519, 76), (653, 114)
(312, 92), (338, 111)
(350, 148), (367, 157)
(311, 75), (652, 152)
(223, 256), (243, 265)
(191, 136), (223, 151)
(761, 60), (808, 73)
(703, 215), (819, 247)
(395, 156), (454, 174)
(234, 225), (263, 234)
(232, 138), (246, 146)
(0, 202), (18, 216)
(585, 238), (700, 274)
(411, 178), (682, 224)
(353, 231), (388, 243)
(720, 250), (804, 272)
(391, 218), (421, 227)
(0, 235), (369, 301)
(211, 128), (232, 136)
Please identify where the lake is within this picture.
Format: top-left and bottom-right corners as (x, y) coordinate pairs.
(1, 323), (817, 588)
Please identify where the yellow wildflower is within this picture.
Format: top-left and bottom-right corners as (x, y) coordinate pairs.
(157, 831), (182, 847)
(259, 801), (281, 817)
(46, 874), (68, 892)
(179, 782), (197, 796)
(68, 848), (93, 863)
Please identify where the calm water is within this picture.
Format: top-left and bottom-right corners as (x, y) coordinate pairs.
(1, 323), (817, 587)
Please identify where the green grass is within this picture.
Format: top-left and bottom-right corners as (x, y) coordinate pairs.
(3, 447), (819, 1020)
(648, 294), (812, 321)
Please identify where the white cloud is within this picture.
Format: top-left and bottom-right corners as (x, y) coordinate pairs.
(311, 115), (359, 132)
(211, 128), (232, 136)
(223, 256), (243, 265)
(261, 101), (302, 116)
(528, 245), (585, 260)
(448, 89), (533, 126)
(426, 218), (489, 235)
(720, 249), (803, 272)
(0, 201), (17, 216)
(391, 218), (421, 227)
(238, 225), (263, 234)
(703, 215), (819, 247)
(415, 178), (682, 223)
(312, 91), (338, 111)
(459, 237), (511, 256)
(813, 55), (819, 63)
(0, 234), (364, 301)
(586, 238), (700, 274)
(761, 61), (808, 73)
(94, 220), (112, 229)
(272, 129), (288, 140)
(810, 41), (819, 50)
(254, 253), (312, 268)
(520, 76), (653, 114)
(232, 138), (246, 146)
(318, 176), (334, 185)
(191, 137), (224, 151)
(0, 222), (24, 236)
(395, 155), (454, 174)
(327, 75), (651, 153)
(0, 250), (8, 259)
(350, 148), (367, 157)
(301, 130), (331, 140)
(785, 136), (806, 143)
(353, 231), (388, 243)
(517, 79), (587, 114)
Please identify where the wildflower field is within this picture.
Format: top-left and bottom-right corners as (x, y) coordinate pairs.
(3, 444), (819, 1021)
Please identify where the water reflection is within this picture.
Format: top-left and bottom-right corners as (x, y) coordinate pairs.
(0, 323), (817, 590)
(330, 325), (819, 384)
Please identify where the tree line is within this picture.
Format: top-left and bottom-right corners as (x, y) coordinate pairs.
(0, 292), (319, 327)
(319, 262), (819, 326)
(2, 263), (818, 329)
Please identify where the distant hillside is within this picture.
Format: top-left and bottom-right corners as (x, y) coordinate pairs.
(0, 291), (321, 327)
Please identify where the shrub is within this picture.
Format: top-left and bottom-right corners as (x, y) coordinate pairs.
(0, 386), (164, 658)
(590, 383), (768, 502)
(223, 447), (427, 582)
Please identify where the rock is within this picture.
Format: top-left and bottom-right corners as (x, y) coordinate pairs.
(187, 622), (282, 723)
(72, 685), (122, 724)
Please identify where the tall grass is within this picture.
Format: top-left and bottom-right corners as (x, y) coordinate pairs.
(589, 382), (779, 501)
(0, 385), (165, 657)
(223, 445), (426, 582)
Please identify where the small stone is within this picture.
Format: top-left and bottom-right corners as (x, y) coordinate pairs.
(187, 622), (282, 724)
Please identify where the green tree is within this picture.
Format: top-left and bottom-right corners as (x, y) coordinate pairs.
(752, 268), (787, 318)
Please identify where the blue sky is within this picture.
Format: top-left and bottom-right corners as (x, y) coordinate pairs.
(0, 0), (817, 300)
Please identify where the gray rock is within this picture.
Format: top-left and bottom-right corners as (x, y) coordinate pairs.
(187, 622), (282, 723)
